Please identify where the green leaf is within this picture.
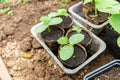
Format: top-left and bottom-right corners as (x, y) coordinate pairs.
(69, 34), (84, 45)
(48, 12), (58, 18)
(84, 0), (92, 4)
(59, 45), (74, 60)
(0, 7), (10, 14)
(72, 25), (81, 33)
(117, 37), (120, 48)
(96, 0), (120, 14)
(57, 9), (68, 17)
(40, 16), (51, 24)
(109, 14), (120, 34)
(57, 37), (68, 45)
(1, 0), (8, 3)
(34, 23), (47, 33)
(49, 17), (63, 25)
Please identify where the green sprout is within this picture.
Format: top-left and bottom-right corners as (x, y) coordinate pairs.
(0, 7), (13, 15)
(59, 0), (71, 8)
(72, 25), (82, 33)
(48, 9), (68, 18)
(35, 15), (62, 33)
(57, 29), (84, 60)
(84, 0), (120, 17)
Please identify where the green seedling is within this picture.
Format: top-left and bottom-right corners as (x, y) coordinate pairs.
(35, 15), (62, 33)
(0, 7), (13, 15)
(109, 14), (120, 47)
(48, 9), (68, 18)
(72, 25), (82, 33)
(39, 56), (45, 62)
(59, 0), (71, 8)
(0, 0), (8, 3)
(84, 0), (120, 17)
(48, 61), (53, 67)
(57, 29), (84, 60)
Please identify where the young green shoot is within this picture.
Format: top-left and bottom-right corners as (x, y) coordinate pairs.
(35, 15), (62, 33)
(59, 0), (71, 8)
(72, 25), (82, 33)
(57, 31), (84, 60)
(0, 7), (13, 15)
(48, 9), (68, 18)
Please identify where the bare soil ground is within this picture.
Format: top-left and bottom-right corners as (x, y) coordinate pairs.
(0, 0), (114, 80)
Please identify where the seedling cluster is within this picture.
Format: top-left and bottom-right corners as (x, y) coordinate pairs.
(84, 0), (120, 47)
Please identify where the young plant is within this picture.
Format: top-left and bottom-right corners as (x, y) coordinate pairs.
(58, 0), (71, 8)
(48, 9), (68, 18)
(0, 7), (13, 15)
(84, 0), (120, 17)
(109, 14), (120, 47)
(57, 27), (84, 60)
(35, 15), (62, 33)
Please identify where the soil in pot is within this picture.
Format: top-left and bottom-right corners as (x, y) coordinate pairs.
(59, 44), (87, 69)
(40, 26), (64, 49)
(57, 16), (73, 29)
(66, 28), (92, 47)
(83, 9), (109, 24)
(82, 2), (109, 25)
(93, 67), (120, 80)
(105, 26), (120, 58)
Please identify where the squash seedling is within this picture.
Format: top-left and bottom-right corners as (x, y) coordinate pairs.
(84, 0), (120, 17)
(35, 15), (63, 33)
(48, 9), (68, 18)
(57, 26), (84, 60)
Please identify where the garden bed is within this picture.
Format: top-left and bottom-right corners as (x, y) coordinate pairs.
(0, 0), (114, 80)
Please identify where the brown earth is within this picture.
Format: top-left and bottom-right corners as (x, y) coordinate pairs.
(0, 0), (114, 80)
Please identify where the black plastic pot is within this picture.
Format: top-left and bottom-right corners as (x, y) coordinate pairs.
(84, 60), (120, 80)
(105, 26), (120, 59)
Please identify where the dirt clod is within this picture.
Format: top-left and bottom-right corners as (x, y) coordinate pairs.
(32, 39), (42, 49)
(20, 37), (32, 52)
(3, 27), (15, 35)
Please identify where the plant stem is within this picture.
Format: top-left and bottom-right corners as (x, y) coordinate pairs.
(93, 0), (98, 17)
(47, 26), (51, 33)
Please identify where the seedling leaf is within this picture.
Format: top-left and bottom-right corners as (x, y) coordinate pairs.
(96, 0), (120, 14)
(57, 9), (68, 17)
(117, 37), (120, 48)
(40, 16), (51, 24)
(49, 17), (62, 25)
(34, 23), (47, 33)
(72, 25), (81, 33)
(57, 37), (68, 45)
(69, 34), (84, 45)
(109, 14), (120, 34)
(48, 12), (58, 18)
(59, 45), (74, 60)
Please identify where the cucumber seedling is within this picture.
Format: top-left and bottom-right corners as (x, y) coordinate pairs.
(57, 25), (84, 60)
